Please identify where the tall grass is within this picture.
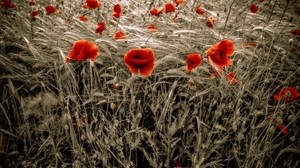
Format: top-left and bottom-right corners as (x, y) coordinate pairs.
(0, 0), (299, 167)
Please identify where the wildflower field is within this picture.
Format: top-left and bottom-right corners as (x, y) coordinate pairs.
(1, 0), (300, 167)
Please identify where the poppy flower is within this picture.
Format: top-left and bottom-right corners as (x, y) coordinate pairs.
(113, 3), (121, 14)
(29, 0), (35, 6)
(250, 3), (258, 13)
(265, 114), (289, 135)
(226, 72), (238, 85)
(30, 9), (38, 18)
(174, 0), (185, 7)
(83, 0), (100, 9)
(0, 0), (16, 9)
(78, 15), (88, 22)
(148, 24), (157, 32)
(259, 0), (264, 2)
(276, 124), (289, 135)
(150, 7), (164, 16)
(114, 31), (126, 40)
(273, 87), (300, 102)
(65, 40), (99, 63)
(290, 29), (300, 36)
(186, 53), (202, 72)
(173, 160), (182, 168)
(45, 5), (57, 15)
(124, 48), (156, 77)
(241, 42), (256, 48)
(164, 2), (175, 13)
(196, 6), (205, 15)
(206, 39), (235, 69)
(295, 8), (300, 16)
(206, 17), (215, 28)
(95, 21), (105, 35)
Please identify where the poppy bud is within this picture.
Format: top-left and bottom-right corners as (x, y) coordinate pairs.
(114, 83), (119, 90)
(289, 136), (295, 142)
(288, 38), (293, 45)
(110, 102), (117, 110)
(64, 125), (69, 130)
(188, 78), (194, 86)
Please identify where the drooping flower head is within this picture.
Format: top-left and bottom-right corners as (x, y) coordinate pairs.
(45, 5), (57, 15)
(273, 87), (300, 102)
(206, 39), (235, 69)
(66, 40), (99, 63)
(250, 3), (258, 13)
(186, 53), (202, 72)
(124, 48), (156, 77)
(83, 0), (100, 9)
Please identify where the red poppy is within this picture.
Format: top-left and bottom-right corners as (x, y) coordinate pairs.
(83, 0), (100, 9)
(206, 39), (235, 69)
(250, 3), (258, 13)
(165, 2), (175, 13)
(196, 6), (205, 15)
(29, 0), (35, 6)
(295, 8), (300, 15)
(148, 24), (157, 32)
(259, 0), (264, 2)
(30, 10), (38, 17)
(291, 29), (300, 36)
(95, 21), (105, 35)
(65, 40), (99, 63)
(186, 53), (202, 72)
(0, 0), (16, 8)
(241, 42), (256, 48)
(226, 72), (238, 85)
(124, 48), (156, 77)
(114, 31), (126, 40)
(45, 5), (57, 15)
(265, 114), (289, 135)
(113, 3), (121, 13)
(174, 0), (185, 7)
(276, 124), (289, 135)
(78, 15), (88, 22)
(273, 87), (300, 102)
(206, 17), (215, 28)
(173, 160), (182, 168)
(150, 7), (164, 16)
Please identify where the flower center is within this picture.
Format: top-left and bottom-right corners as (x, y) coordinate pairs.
(133, 55), (140, 59)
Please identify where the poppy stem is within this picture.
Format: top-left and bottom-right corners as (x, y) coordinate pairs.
(115, 19), (120, 33)
(222, 0), (236, 33)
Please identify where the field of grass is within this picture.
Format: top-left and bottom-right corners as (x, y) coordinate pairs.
(0, 0), (299, 167)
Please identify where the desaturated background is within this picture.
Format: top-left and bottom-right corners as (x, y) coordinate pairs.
(0, 0), (299, 167)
